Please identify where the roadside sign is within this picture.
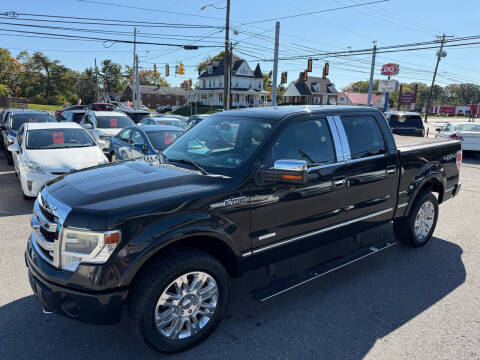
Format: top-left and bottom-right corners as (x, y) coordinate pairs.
(381, 63), (399, 76)
(378, 79), (399, 93)
(399, 92), (416, 105)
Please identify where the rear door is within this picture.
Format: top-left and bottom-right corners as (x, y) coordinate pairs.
(116, 128), (133, 160)
(130, 129), (148, 159)
(250, 116), (348, 253)
(336, 114), (397, 233)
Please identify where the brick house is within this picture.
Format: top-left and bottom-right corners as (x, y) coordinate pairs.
(120, 85), (187, 108)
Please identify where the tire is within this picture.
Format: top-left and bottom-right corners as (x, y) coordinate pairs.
(393, 191), (439, 247)
(129, 249), (230, 353)
(6, 150), (13, 165)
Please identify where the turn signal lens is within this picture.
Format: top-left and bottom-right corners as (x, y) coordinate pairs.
(281, 174), (302, 180)
(450, 133), (464, 141)
(104, 232), (120, 245)
(456, 150), (462, 171)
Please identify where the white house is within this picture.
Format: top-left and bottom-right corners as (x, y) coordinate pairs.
(188, 56), (269, 108)
(283, 73), (338, 105)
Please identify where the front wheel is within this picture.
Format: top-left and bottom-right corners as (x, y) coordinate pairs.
(129, 249), (230, 353)
(393, 191), (439, 247)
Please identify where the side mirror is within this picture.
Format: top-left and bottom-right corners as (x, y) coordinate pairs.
(7, 143), (19, 153)
(262, 159), (308, 184)
(435, 128), (441, 132)
(0, 125), (5, 131)
(7, 134), (15, 145)
(84, 123), (93, 129)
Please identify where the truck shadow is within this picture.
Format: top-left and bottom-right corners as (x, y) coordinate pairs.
(0, 231), (465, 360)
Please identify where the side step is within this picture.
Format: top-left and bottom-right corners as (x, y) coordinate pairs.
(250, 241), (397, 302)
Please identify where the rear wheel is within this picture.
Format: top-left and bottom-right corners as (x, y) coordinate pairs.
(393, 191), (438, 247)
(129, 249), (230, 353)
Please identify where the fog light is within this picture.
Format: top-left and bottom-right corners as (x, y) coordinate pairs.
(61, 299), (80, 317)
(27, 180), (33, 191)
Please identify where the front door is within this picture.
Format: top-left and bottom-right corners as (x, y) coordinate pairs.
(130, 129), (147, 159)
(250, 116), (348, 254)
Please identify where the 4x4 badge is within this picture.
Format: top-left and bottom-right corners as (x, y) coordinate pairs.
(210, 196), (247, 209)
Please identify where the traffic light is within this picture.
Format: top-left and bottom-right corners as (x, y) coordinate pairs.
(281, 72), (287, 84)
(322, 68), (326, 79)
(324, 62), (329, 75)
(154, 64), (157, 77)
(307, 58), (313, 72)
(179, 62), (185, 75)
(175, 65), (179, 75)
(165, 64), (169, 76)
(303, 71), (308, 81)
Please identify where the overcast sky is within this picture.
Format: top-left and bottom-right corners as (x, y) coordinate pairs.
(2, 0), (479, 90)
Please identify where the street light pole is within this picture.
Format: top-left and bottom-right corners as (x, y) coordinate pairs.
(424, 34), (447, 124)
(223, 0), (230, 110)
(367, 40), (377, 107)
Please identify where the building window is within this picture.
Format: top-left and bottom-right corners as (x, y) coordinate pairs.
(235, 81), (239, 88)
(209, 80), (212, 87)
(314, 97), (321, 104)
(258, 81), (261, 89)
(219, 93), (223, 102)
(248, 84), (252, 89)
(213, 79), (216, 87)
(235, 94), (240, 102)
(202, 80), (206, 88)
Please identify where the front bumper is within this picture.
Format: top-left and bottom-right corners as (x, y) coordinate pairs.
(25, 236), (128, 325)
(22, 172), (57, 197)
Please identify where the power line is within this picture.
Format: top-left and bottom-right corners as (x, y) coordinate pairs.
(237, 0), (390, 25)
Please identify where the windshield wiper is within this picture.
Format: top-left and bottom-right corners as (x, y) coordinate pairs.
(168, 158), (209, 175)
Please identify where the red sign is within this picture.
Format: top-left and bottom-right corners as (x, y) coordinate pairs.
(110, 118), (118, 127)
(381, 63), (399, 76)
(164, 132), (175, 145)
(399, 92), (416, 105)
(52, 132), (64, 144)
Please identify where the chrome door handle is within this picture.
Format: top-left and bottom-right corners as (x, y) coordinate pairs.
(333, 178), (346, 187)
(386, 166), (396, 174)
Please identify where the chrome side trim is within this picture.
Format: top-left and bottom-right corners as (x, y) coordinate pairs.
(259, 242), (397, 302)
(347, 154), (386, 164)
(327, 116), (345, 162)
(307, 162), (339, 172)
(332, 116), (351, 161)
(397, 202), (408, 209)
(259, 232), (276, 241)
(241, 251), (253, 258)
(252, 207), (394, 255)
(397, 139), (461, 153)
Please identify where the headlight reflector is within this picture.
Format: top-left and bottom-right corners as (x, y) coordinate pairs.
(60, 228), (121, 271)
(23, 161), (45, 173)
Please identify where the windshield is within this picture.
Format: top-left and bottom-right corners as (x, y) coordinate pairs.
(26, 128), (96, 149)
(96, 115), (134, 129)
(146, 130), (183, 151)
(154, 118), (186, 129)
(10, 113), (54, 131)
(453, 123), (480, 132)
(163, 115), (274, 176)
(388, 115), (423, 128)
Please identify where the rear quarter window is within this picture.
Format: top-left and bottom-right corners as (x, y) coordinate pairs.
(341, 115), (386, 160)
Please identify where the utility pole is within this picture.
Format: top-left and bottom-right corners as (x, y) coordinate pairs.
(132, 27), (137, 109)
(135, 54), (141, 109)
(272, 21), (280, 106)
(223, 0), (230, 110)
(94, 58), (100, 102)
(424, 34), (448, 124)
(367, 40), (377, 107)
(227, 42), (233, 110)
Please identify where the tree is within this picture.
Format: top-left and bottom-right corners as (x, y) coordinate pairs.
(263, 71), (272, 91)
(0, 48), (22, 96)
(342, 80), (380, 94)
(197, 51), (225, 75)
(99, 59), (127, 96)
(124, 65), (169, 87)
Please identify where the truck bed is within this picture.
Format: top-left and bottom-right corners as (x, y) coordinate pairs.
(394, 134), (446, 149)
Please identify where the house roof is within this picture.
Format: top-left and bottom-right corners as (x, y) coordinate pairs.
(284, 74), (336, 97)
(198, 57), (263, 79)
(126, 85), (186, 96)
(342, 92), (383, 105)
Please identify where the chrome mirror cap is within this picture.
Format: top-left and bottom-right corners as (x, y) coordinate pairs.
(273, 159), (307, 172)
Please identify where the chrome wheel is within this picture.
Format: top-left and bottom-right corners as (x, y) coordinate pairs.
(414, 200), (435, 242)
(154, 272), (218, 340)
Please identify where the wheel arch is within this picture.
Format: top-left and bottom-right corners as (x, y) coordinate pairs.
(405, 173), (444, 217)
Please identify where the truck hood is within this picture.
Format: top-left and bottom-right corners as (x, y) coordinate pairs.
(45, 159), (225, 215)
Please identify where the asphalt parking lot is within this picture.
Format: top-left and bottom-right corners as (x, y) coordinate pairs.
(0, 149), (479, 360)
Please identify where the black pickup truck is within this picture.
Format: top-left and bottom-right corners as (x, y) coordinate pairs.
(25, 106), (461, 352)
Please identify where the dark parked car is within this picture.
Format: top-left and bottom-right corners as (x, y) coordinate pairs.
(1, 110), (55, 164)
(385, 111), (425, 137)
(55, 105), (88, 121)
(57, 110), (87, 123)
(186, 114), (209, 129)
(108, 124), (183, 162)
(26, 106), (461, 353)
(140, 116), (186, 129)
(0, 109), (13, 147)
(156, 105), (172, 113)
(88, 102), (118, 111)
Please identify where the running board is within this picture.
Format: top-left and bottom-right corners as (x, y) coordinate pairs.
(250, 241), (397, 302)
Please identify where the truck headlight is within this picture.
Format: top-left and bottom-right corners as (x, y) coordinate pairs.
(60, 228), (121, 271)
(23, 161), (45, 174)
(99, 134), (111, 141)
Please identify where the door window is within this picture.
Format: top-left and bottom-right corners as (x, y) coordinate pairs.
(272, 119), (336, 166)
(119, 128), (132, 143)
(340, 116), (386, 160)
(131, 130), (146, 146)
